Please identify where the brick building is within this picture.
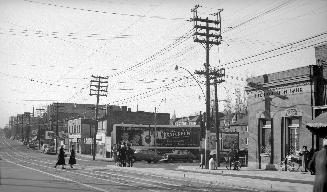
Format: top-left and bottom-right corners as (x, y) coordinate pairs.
(97, 105), (170, 157)
(103, 105), (170, 136)
(67, 118), (95, 154)
(229, 113), (249, 151)
(246, 46), (327, 169)
(46, 103), (106, 133)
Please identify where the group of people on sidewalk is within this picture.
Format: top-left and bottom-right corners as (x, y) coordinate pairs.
(112, 142), (135, 167)
(54, 145), (76, 169)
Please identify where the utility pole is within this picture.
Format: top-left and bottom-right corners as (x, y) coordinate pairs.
(26, 112), (31, 144)
(54, 103), (64, 154)
(192, 5), (223, 169)
(90, 75), (108, 160)
(211, 68), (225, 167)
(20, 114), (24, 143)
(154, 107), (157, 154)
(35, 108), (45, 149)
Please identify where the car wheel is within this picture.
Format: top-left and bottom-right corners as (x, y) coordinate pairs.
(147, 160), (151, 163)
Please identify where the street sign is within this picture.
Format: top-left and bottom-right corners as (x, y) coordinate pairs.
(85, 138), (92, 144)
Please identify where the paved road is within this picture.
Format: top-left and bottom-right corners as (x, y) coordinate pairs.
(0, 136), (253, 192)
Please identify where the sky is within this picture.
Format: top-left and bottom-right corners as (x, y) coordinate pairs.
(0, 0), (326, 127)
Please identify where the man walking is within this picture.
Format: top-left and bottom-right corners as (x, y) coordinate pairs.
(300, 146), (310, 172)
(119, 143), (127, 167)
(126, 144), (135, 167)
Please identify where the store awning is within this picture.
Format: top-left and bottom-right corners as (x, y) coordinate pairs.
(306, 112), (327, 138)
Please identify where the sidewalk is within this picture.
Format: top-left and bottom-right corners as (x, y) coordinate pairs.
(99, 164), (314, 192)
(177, 165), (314, 191)
(77, 153), (114, 162)
(76, 154), (315, 192)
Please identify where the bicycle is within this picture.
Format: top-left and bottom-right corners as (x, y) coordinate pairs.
(225, 157), (241, 171)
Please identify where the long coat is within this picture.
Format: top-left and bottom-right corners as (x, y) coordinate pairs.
(300, 149), (310, 170)
(56, 147), (66, 165)
(69, 149), (76, 165)
(309, 147), (327, 192)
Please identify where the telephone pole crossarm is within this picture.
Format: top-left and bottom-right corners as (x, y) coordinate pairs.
(89, 75), (109, 160)
(191, 5), (223, 169)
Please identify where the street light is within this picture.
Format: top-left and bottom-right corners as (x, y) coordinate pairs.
(175, 65), (205, 100)
(154, 98), (166, 154)
(175, 65), (210, 167)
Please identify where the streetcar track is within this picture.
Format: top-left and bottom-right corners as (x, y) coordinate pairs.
(1, 153), (163, 192)
(2, 137), (257, 192)
(1, 139), (207, 191)
(1, 138), (215, 192)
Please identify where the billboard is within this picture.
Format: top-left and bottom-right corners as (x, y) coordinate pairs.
(45, 131), (55, 139)
(206, 132), (239, 151)
(113, 124), (200, 149)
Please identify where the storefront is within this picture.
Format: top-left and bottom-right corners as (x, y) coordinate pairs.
(246, 64), (326, 169)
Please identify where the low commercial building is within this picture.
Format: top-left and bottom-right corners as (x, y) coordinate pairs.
(98, 105), (170, 157)
(246, 62), (326, 169)
(68, 118), (95, 154)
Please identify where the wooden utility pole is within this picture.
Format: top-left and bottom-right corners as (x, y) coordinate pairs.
(20, 114), (24, 143)
(90, 75), (108, 160)
(212, 68), (225, 167)
(54, 103), (64, 154)
(35, 108), (45, 149)
(191, 5), (223, 169)
(154, 107), (157, 154)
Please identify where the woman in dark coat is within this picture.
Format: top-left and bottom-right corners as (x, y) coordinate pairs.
(69, 145), (76, 168)
(55, 145), (66, 169)
(309, 138), (327, 192)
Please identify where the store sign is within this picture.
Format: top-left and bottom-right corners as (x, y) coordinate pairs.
(250, 83), (310, 99)
(85, 138), (92, 144)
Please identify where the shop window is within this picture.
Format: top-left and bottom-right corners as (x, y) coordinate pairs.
(261, 120), (271, 154)
(288, 120), (299, 155)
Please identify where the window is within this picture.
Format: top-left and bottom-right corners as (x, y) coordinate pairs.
(245, 138), (248, 145)
(246, 126), (248, 132)
(288, 120), (300, 155)
(79, 125), (81, 133)
(74, 125), (76, 133)
(261, 120), (271, 154)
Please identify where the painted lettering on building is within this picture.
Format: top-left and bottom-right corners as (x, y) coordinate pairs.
(250, 83), (310, 99)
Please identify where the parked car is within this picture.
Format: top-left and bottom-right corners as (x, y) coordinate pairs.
(162, 150), (196, 163)
(133, 149), (162, 163)
(44, 146), (56, 155)
(41, 144), (49, 153)
(28, 142), (37, 149)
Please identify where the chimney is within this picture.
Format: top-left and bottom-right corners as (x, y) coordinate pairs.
(122, 106), (127, 111)
(128, 108), (131, 112)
